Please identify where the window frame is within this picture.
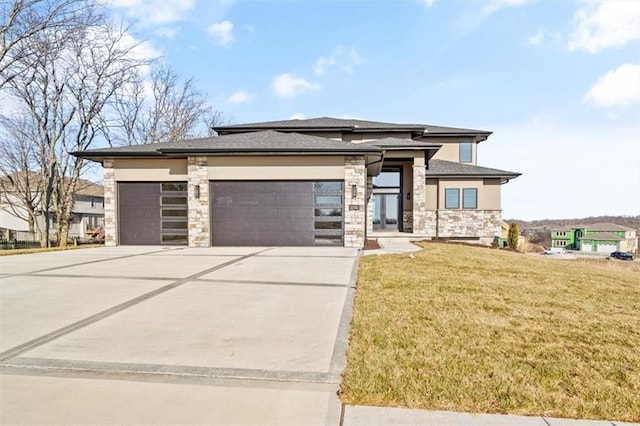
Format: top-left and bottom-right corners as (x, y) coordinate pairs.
(462, 188), (478, 209)
(444, 188), (460, 209)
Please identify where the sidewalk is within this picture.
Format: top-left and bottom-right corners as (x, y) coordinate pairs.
(343, 405), (639, 426)
(362, 238), (421, 256)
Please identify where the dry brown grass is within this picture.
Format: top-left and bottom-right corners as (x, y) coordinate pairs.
(0, 244), (103, 256)
(341, 242), (640, 421)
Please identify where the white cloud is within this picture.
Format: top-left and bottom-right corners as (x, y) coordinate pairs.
(584, 64), (640, 109)
(422, 0), (436, 6)
(568, 1), (640, 53)
(208, 20), (234, 47)
(155, 27), (179, 39)
(272, 73), (321, 98)
(527, 29), (545, 46)
(108, 0), (195, 27)
(289, 113), (306, 120)
(313, 56), (336, 76)
(227, 90), (254, 104)
(456, 0), (530, 36)
(312, 46), (363, 76)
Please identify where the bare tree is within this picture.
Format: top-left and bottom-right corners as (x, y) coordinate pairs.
(0, 113), (44, 241)
(0, 0), (98, 89)
(3, 8), (149, 246)
(105, 65), (225, 146)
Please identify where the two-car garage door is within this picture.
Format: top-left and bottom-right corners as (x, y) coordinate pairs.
(210, 181), (343, 246)
(118, 181), (344, 246)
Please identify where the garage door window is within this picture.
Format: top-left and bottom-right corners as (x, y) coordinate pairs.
(313, 181), (343, 246)
(161, 183), (187, 244)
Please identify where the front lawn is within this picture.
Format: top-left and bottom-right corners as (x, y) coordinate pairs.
(341, 242), (640, 422)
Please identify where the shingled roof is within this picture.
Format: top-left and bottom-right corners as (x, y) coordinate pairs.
(426, 159), (521, 179)
(579, 232), (624, 241)
(214, 117), (492, 137)
(74, 130), (383, 161)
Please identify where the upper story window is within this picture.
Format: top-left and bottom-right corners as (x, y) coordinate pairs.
(459, 142), (473, 163)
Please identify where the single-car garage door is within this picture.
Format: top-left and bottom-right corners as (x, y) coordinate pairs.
(118, 182), (188, 245)
(210, 181), (343, 246)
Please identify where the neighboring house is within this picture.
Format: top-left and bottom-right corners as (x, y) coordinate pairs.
(0, 173), (104, 241)
(74, 117), (520, 248)
(551, 223), (638, 254)
(67, 180), (105, 239)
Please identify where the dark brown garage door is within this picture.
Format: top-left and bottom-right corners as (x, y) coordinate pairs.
(210, 181), (343, 246)
(118, 182), (188, 245)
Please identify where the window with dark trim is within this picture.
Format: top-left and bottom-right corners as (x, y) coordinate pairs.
(444, 188), (459, 209)
(459, 142), (473, 163)
(462, 188), (477, 209)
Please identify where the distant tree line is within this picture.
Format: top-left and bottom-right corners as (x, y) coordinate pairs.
(0, 0), (225, 247)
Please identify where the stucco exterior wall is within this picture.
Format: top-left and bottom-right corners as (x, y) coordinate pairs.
(112, 159), (188, 181)
(426, 137), (478, 165)
(207, 156), (345, 180)
(436, 178), (501, 210)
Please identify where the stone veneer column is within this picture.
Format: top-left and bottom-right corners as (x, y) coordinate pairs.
(344, 156), (366, 248)
(188, 156), (210, 247)
(102, 159), (117, 246)
(412, 155), (427, 235)
(366, 175), (373, 236)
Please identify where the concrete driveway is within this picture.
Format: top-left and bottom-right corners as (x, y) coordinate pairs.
(0, 246), (359, 424)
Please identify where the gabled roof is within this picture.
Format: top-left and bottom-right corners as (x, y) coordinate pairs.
(214, 117), (492, 137)
(1, 172), (102, 197)
(584, 222), (634, 232)
(579, 232), (624, 241)
(426, 159), (521, 179)
(74, 130), (383, 161)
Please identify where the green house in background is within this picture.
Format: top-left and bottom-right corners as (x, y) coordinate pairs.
(551, 223), (638, 254)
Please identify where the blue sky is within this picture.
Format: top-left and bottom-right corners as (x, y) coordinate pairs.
(108, 0), (639, 221)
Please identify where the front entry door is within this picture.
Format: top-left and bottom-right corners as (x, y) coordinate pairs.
(373, 193), (399, 231)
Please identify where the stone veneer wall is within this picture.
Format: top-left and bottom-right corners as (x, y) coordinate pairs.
(437, 210), (501, 238)
(103, 159), (117, 246)
(344, 156), (366, 248)
(403, 211), (413, 233)
(187, 156), (210, 247)
(366, 175), (373, 236)
(412, 161), (427, 234)
(424, 210), (437, 237)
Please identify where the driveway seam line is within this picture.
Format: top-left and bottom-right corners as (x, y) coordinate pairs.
(19, 273), (176, 281)
(0, 247), (182, 278)
(0, 248), (273, 362)
(328, 252), (360, 378)
(1, 357), (339, 384)
(194, 278), (349, 288)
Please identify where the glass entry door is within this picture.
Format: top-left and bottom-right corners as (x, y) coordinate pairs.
(373, 193), (400, 231)
(372, 167), (402, 232)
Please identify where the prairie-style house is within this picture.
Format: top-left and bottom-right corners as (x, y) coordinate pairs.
(74, 117), (520, 248)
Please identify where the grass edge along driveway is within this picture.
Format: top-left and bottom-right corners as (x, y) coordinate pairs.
(341, 243), (640, 422)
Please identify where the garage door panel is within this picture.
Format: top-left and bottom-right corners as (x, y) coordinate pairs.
(119, 183), (161, 245)
(118, 182), (187, 246)
(210, 181), (342, 246)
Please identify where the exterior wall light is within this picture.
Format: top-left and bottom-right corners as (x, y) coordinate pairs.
(195, 185), (200, 199)
(351, 184), (357, 199)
